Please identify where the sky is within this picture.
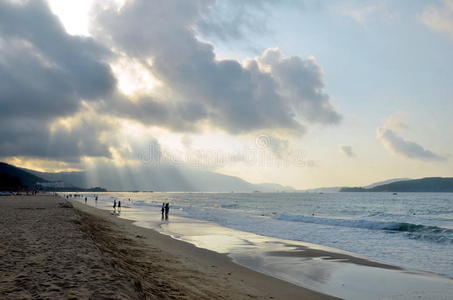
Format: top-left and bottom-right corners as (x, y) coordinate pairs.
(0, 0), (452, 189)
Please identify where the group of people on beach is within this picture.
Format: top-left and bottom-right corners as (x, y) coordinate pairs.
(113, 199), (121, 211)
(65, 194), (97, 200)
(68, 194), (171, 220)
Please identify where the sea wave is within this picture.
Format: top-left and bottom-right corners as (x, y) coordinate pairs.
(275, 214), (453, 243)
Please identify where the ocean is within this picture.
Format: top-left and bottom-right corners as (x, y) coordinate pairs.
(71, 192), (453, 279)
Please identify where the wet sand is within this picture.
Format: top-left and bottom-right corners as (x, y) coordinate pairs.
(135, 215), (453, 300)
(0, 195), (334, 300)
(71, 198), (335, 300)
(265, 246), (401, 270)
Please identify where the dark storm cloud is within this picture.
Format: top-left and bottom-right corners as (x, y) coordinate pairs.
(0, 0), (116, 160)
(103, 95), (208, 132)
(94, 0), (340, 134)
(0, 0), (115, 120)
(0, 115), (113, 162)
(377, 128), (446, 162)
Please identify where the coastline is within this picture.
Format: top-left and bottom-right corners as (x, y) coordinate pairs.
(1, 194), (334, 299)
(70, 198), (336, 299)
(71, 195), (453, 300)
(3, 194), (452, 299)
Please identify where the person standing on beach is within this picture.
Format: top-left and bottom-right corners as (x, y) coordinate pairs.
(113, 199), (117, 211)
(118, 200), (121, 211)
(164, 203), (170, 219)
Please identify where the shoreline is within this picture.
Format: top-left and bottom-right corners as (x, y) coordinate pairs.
(70, 191), (453, 279)
(1, 194), (334, 299)
(70, 195), (453, 300)
(130, 213), (453, 300)
(70, 198), (336, 299)
(3, 194), (452, 299)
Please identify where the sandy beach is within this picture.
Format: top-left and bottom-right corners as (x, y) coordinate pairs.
(0, 195), (334, 300)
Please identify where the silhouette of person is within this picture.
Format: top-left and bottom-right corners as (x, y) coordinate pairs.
(113, 199), (117, 211)
(118, 200), (121, 211)
(164, 203), (170, 220)
(160, 203), (165, 220)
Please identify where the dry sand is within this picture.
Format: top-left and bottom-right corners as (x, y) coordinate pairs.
(0, 195), (336, 300)
(0, 195), (139, 299)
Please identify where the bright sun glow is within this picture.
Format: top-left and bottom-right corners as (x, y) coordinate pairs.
(47, 0), (93, 36)
(111, 57), (160, 97)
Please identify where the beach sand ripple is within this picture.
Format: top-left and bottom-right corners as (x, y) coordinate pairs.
(0, 196), (140, 299)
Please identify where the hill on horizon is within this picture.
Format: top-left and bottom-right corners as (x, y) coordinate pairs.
(0, 162), (47, 190)
(20, 163), (294, 192)
(299, 178), (410, 193)
(341, 177), (453, 192)
(363, 178), (411, 188)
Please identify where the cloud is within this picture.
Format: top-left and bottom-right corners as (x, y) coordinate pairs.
(0, 112), (114, 162)
(377, 127), (446, 162)
(339, 145), (355, 157)
(0, 0), (115, 120)
(256, 48), (341, 125)
(93, 0), (340, 134)
(0, 0), (116, 161)
(0, 0), (341, 165)
(421, 0), (453, 39)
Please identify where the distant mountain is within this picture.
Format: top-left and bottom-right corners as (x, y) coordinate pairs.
(24, 164), (293, 192)
(254, 183), (295, 192)
(24, 169), (87, 188)
(0, 162), (105, 191)
(364, 178), (411, 188)
(341, 177), (453, 192)
(299, 186), (343, 193)
(301, 178), (411, 193)
(0, 162), (47, 190)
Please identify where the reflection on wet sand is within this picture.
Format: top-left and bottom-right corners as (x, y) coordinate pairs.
(143, 218), (453, 300)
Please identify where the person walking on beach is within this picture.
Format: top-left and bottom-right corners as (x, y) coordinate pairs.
(164, 203), (170, 219)
(84, 197), (87, 203)
(161, 203), (165, 220)
(113, 199), (117, 211)
(118, 200), (121, 211)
